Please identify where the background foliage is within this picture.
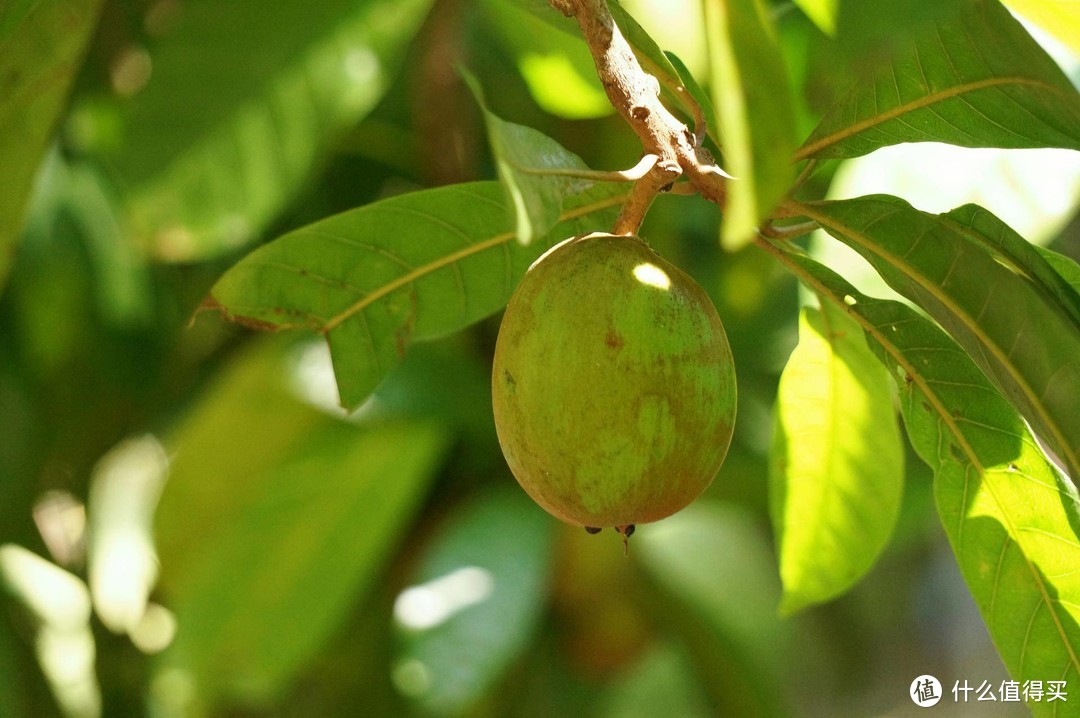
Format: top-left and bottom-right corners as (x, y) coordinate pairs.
(2, 0), (1080, 716)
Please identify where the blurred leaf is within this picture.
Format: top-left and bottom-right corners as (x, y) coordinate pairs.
(0, 609), (29, 718)
(464, 72), (595, 245)
(761, 241), (1080, 715)
(392, 487), (554, 715)
(211, 181), (627, 410)
(770, 303), (903, 614)
(155, 340), (450, 704)
(943, 204), (1080, 329)
(479, 0), (612, 119)
(1002, 0), (1080, 53)
(802, 195), (1080, 483)
(502, 0), (705, 132)
(76, 0), (432, 261)
(598, 641), (713, 718)
(0, 0), (103, 291)
(703, 0), (798, 250)
(798, 0), (1080, 160)
(792, 0), (837, 35)
(635, 502), (791, 717)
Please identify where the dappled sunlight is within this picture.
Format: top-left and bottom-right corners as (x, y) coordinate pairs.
(393, 566), (495, 632)
(0, 545), (100, 718)
(632, 262), (671, 290)
(88, 435), (169, 635)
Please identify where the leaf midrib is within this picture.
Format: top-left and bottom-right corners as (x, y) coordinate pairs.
(759, 237), (1080, 682)
(321, 191), (628, 332)
(795, 76), (1064, 160)
(797, 200), (1079, 479)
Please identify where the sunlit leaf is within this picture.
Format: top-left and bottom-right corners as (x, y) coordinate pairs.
(802, 195), (1080, 482)
(770, 303), (903, 614)
(703, 0), (798, 249)
(0, 0), (103, 290)
(1002, 0), (1080, 54)
(635, 502), (792, 717)
(392, 488), (554, 715)
(155, 340), (450, 704)
(464, 72), (595, 245)
(798, 0), (1080, 160)
(792, 0), (837, 35)
(1038, 245), (1080, 296)
(480, 0), (612, 119)
(502, 0), (706, 133)
(761, 241), (1080, 714)
(73, 0), (432, 261)
(211, 181), (627, 410)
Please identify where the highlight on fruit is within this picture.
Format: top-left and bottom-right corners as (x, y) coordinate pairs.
(491, 232), (737, 539)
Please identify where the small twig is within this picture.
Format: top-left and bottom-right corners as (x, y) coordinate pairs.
(550, 0), (730, 230)
(789, 158), (819, 196)
(758, 220), (819, 240)
(515, 153), (659, 182)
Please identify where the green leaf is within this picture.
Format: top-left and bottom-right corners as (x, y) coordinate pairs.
(1037, 245), (1080, 296)
(74, 0), (432, 262)
(479, 0), (612, 120)
(770, 303), (904, 614)
(502, 0), (706, 134)
(942, 204), (1080, 331)
(761, 241), (1080, 713)
(802, 195), (1080, 483)
(155, 340), (450, 704)
(798, 0), (1080, 160)
(703, 0), (798, 250)
(792, 0), (837, 35)
(0, 0), (103, 290)
(210, 181), (627, 410)
(635, 502), (791, 717)
(392, 487), (554, 715)
(464, 72), (595, 245)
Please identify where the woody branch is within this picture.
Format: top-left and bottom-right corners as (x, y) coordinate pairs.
(549, 0), (729, 235)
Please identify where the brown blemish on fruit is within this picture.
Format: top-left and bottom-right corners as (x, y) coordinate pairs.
(605, 330), (623, 349)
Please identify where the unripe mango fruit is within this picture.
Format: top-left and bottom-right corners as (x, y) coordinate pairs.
(492, 233), (736, 530)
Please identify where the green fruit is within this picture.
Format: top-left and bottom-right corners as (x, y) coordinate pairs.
(492, 232), (736, 531)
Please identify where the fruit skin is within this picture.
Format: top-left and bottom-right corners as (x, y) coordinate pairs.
(492, 233), (736, 529)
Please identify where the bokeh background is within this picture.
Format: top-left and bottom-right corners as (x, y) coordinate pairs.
(2, 0), (1079, 716)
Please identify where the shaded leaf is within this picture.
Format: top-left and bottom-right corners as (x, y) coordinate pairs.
(76, 0), (432, 261)
(770, 303), (904, 614)
(392, 487), (554, 715)
(1037, 245), (1080, 296)
(798, 0), (1080, 160)
(155, 340), (450, 703)
(760, 240), (1080, 714)
(703, 0), (798, 249)
(0, 0), (103, 290)
(802, 195), (1080, 483)
(635, 502), (791, 718)
(942, 203), (1080, 331)
(464, 72), (595, 245)
(211, 181), (627, 410)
